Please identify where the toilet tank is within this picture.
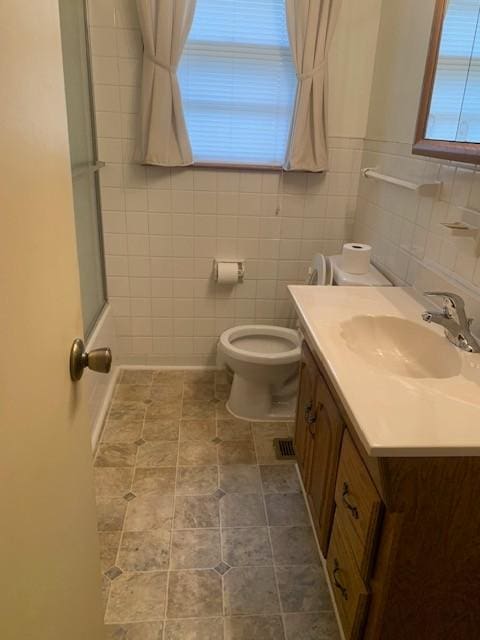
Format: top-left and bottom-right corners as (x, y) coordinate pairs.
(329, 254), (392, 287)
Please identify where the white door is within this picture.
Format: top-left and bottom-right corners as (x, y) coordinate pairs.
(0, 2), (105, 639)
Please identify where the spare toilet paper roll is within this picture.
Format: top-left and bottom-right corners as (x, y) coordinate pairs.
(341, 243), (372, 275)
(216, 261), (240, 284)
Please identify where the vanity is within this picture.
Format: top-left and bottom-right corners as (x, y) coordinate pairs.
(289, 285), (480, 640)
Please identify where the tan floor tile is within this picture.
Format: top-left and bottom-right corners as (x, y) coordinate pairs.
(170, 529), (221, 569)
(105, 571), (168, 623)
(152, 370), (184, 385)
(276, 565), (331, 613)
(217, 419), (252, 441)
(118, 529), (171, 571)
(99, 531), (121, 572)
(178, 441), (218, 465)
(136, 441), (178, 467)
(183, 384), (215, 403)
(283, 612), (340, 639)
(224, 615), (284, 639)
(146, 399), (182, 420)
(174, 495), (220, 528)
(105, 621), (164, 640)
(219, 465), (261, 494)
(220, 493), (266, 527)
(96, 496), (127, 531)
(222, 527), (272, 566)
(270, 527), (320, 565)
(150, 386), (183, 403)
(179, 419), (216, 441)
(108, 401), (146, 423)
(176, 466), (218, 495)
(260, 465), (300, 494)
(215, 401), (232, 420)
(99, 368), (339, 638)
(218, 440), (256, 465)
(182, 399), (216, 420)
(143, 419), (179, 441)
(102, 420), (143, 444)
(166, 570), (222, 618)
(95, 443), (137, 468)
(215, 370), (230, 386)
(223, 566), (280, 615)
(265, 494), (310, 526)
(120, 370), (154, 385)
(124, 492), (174, 531)
(183, 371), (215, 384)
(115, 384), (151, 402)
(132, 467), (176, 495)
(164, 617), (223, 640)
(251, 422), (295, 439)
(95, 468), (134, 497)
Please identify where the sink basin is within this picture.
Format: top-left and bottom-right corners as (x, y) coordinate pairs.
(340, 315), (462, 379)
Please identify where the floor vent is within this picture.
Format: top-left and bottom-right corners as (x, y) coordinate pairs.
(273, 437), (296, 460)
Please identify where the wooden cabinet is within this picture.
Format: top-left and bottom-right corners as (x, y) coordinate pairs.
(295, 343), (343, 555)
(327, 515), (370, 640)
(294, 339), (480, 640)
(334, 432), (382, 581)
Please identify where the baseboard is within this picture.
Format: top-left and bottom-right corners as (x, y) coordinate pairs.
(295, 463), (347, 640)
(119, 364), (219, 371)
(90, 366), (121, 451)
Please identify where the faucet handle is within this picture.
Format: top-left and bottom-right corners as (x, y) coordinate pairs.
(423, 291), (466, 314)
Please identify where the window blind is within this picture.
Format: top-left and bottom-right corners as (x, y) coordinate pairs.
(178, 0), (297, 166)
(427, 0), (480, 142)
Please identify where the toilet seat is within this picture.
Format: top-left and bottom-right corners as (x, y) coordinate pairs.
(219, 325), (301, 365)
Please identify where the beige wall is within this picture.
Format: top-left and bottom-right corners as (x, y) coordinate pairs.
(354, 0), (480, 318)
(366, 0), (436, 143)
(329, 0), (383, 139)
(88, 0), (381, 365)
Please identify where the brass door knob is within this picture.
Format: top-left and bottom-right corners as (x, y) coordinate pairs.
(70, 338), (112, 381)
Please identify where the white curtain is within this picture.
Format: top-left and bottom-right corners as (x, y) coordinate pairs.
(135, 0), (196, 166)
(284, 0), (342, 172)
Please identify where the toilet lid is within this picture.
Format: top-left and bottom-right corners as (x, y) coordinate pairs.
(310, 253), (333, 285)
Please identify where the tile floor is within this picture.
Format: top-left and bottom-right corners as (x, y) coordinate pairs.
(94, 369), (340, 640)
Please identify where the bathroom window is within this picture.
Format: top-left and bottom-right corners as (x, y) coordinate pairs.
(178, 0), (297, 167)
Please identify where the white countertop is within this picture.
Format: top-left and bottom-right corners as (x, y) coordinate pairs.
(289, 285), (480, 457)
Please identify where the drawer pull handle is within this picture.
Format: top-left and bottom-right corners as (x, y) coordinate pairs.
(333, 559), (348, 600)
(304, 401), (313, 420)
(342, 482), (359, 519)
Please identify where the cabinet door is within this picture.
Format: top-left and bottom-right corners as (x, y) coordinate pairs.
(294, 345), (317, 483)
(307, 373), (344, 555)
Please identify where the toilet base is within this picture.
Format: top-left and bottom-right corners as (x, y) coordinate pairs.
(226, 373), (297, 422)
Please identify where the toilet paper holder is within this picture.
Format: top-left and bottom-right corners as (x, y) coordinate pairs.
(213, 259), (245, 283)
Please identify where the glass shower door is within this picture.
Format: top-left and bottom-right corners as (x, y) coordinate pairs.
(58, 0), (107, 337)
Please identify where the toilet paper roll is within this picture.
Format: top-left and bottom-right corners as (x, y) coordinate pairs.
(341, 243), (372, 275)
(216, 261), (240, 284)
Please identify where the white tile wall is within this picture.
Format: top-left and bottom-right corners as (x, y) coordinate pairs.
(87, 0), (361, 365)
(354, 140), (480, 317)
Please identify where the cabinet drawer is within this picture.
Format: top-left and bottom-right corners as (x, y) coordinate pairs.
(334, 431), (383, 580)
(327, 515), (369, 640)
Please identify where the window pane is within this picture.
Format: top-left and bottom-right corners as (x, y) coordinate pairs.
(427, 0), (480, 142)
(178, 0), (296, 165)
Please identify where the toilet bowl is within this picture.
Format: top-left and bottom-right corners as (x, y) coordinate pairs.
(217, 253), (392, 422)
(218, 325), (301, 421)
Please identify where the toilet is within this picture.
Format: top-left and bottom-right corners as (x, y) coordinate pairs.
(218, 253), (391, 421)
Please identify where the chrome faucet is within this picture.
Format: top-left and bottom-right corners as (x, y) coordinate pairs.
(422, 292), (480, 353)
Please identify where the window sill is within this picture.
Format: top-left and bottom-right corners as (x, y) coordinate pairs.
(193, 161), (284, 172)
